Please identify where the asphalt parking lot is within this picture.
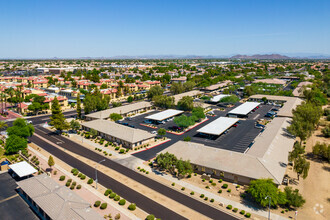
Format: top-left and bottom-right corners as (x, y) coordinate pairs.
(0, 172), (38, 220)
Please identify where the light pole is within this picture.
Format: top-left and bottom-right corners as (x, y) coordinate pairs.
(265, 196), (271, 220)
(95, 159), (106, 190)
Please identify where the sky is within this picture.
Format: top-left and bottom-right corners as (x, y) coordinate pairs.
(0, 0), (329, 58)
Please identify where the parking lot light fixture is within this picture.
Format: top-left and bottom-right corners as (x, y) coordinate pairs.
(95, 159), (106, 189)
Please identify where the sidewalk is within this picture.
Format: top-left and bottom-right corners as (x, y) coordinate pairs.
(141, 164), (288, 220)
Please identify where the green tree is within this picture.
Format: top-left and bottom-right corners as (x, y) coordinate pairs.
(147, 85), (164, 99)
(127, 96), (133, 103)
(7, 118), (34, 138)
(112, 102), (122, 108)
(90, 128), (98, 138)
(76, 93), (82, 119)
(109, 113), (123, 121)
(177, 96), (194, 111)
(100, 83), (108, 89)
(49, 97), (69, 131)
(5, 135), (27, 154)
(170, 82), (184, 95)
(183, 81), (195, 92)
(192, 107), (205, 120)
(321, 124), (330, 138)
(174, 115), (194, 128)
(48, 155), (55, 170)
(293, 155), (310, 180)
(247, 179), (286, 207)
(219, 95), (239, 104)
(183, 136), (191, 142)
(176, 159), (193, 178)
(155, 152), (177, 174)
(157, 128), (166, 138)
(284, 187), (305, 208)
(0, 121), (8, 130)
(312, 142), (330, 161)
(288, 142), (305, 162)
(152, 95), (174, 109)
(70, 120), (80, 131)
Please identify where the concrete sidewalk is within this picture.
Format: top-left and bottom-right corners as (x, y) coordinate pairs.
(142, 164), (288, 220)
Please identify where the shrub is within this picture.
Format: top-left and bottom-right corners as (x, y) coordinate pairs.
(172, 182), (175, 186)
(218, 179), (223, 183)
(66, 182), (71, 187)
(240, 210), (245, 215)
(128, 203), (136, 211)
(204, 197), (208, 201)
(73, 170), (79, 176)
(80, 175), (86, 180)
(71, 168), (78, 173)
(104, 189), (112, 196)
(114, 195), (120, 201)
(200, 194), (205, 198)
(109, 192), (116, 199)
(209, 179), (213, 183)
(194, 173), (197, 176)
(72, 181), (76, 186)
(100, 203), (107, 209)
(202, 179), (205, 182)
(119, 199), (126, 206)
(205, 186), (210, 189)
(87, 178), (93, 184)
(211, 182), (216, 186)
(67, 178), (72, 183)
(226, 205), (232, 210)
(146, 171), (149, 174)
(210, 199), (214, 203)
(115, 213), (121, 220)
(233, 208), (238, 213)
(227, 189), (231, 193)
(146, 214), (155, 220)
(183, 136), (191, 142)
(115, 147), (120, 150)
(59, 176), (65, 181)
(187, 174), (191, 178)
(218, 189), (222, 194)
(70, 185), (75, 190)
(222, 184), (228, 189)
(181, 187), (185, 191)
(281, 210), (285, 214)
(76, 185), (81, 189)
(245, 213), (251, 218)
(78, 173), (82, 178)
(236, 185), (240, 188)
(190, 191), (194, 195)
(53, 170), (57, 175)
(94, 201), (101, 207)
(120, 149), (125, 154)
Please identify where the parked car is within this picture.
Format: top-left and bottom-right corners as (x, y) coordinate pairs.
(126, 117), (132, 121)
(233, 124), (238, 127)
(128, 124), (135, 128)
(144, 119), (153, 124)
(271, 108), (279, 112)
(122, 122), (129, 126)
(170, 126), (182, 131)
(150, 131), (157, 134)
(115, 120), (122, 124)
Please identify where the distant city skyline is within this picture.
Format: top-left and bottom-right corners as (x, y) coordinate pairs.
(1, 0), (329, 58)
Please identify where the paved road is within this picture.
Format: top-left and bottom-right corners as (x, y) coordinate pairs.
(31, 126), (237, 220)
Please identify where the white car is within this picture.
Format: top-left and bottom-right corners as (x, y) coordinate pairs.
(150, 131), (157, 134)
(27, 120), (33, 124)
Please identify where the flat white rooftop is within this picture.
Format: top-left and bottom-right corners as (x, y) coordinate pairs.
(210, 94), (230, 103)
(197, 117), (239, 136)
(146, 109), (184, 121)
(9, 161), (37, 178)
(228, 102), (260, 116)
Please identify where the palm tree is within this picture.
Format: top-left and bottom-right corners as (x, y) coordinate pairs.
(0, 121), (8, 130)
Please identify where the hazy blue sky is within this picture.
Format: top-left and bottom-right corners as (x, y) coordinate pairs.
(1, 0), (329, 58)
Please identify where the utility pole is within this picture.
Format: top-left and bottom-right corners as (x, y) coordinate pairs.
(95, 159), (105, 189)
(265, 196), (271, 220)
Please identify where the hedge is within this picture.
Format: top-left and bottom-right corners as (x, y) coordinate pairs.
(226, 205), (232, 210)
(109, 192), (117, 199)
(87, 178), (93, 184)
(114, 195), (120, 201)
(94, 201), (101, 207)
(59, 176), (65, 181)
(119, 199), (126, 206)
(128, 203), (136, 211)
(100, 203), (107, 210)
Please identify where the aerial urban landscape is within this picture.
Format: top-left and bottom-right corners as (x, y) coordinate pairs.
(0, 1), (329, 220)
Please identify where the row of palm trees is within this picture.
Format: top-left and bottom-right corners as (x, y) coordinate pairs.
(0, 85), (24, 115)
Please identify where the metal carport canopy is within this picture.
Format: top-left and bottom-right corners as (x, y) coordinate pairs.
(197, 117), (239, 136)
(228, 102), (260, 116)
(9, 161), (37, 178)
(145, 109), (184, 121)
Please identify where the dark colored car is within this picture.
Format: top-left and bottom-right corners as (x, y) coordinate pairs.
(128, 124), (135, 128)
(122, 122), (129, 126)
(170, 126), (182, 131)
(126, 117), (132, 121)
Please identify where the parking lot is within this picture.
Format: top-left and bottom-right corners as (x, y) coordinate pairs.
(0, 172), (38, 220)
(126, 103), (275, 159)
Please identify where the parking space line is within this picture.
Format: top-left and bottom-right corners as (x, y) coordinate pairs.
(0, 194), (19, 204)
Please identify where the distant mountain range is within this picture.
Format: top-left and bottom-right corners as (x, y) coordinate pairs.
(230, 54), (291, 59)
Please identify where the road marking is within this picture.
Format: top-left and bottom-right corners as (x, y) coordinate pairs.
(35, 127), (65, 144)
(0, 194), (19, 204)
(253, 114), (260, 120)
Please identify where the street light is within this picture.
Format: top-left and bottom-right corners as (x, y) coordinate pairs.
(95, 159), (106, 190)
(265, 196), (271, 220)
